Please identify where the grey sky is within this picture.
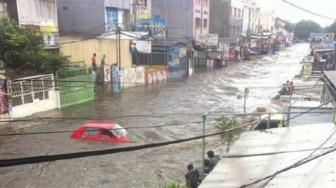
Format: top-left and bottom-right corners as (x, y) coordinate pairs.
(257, 0), (336, 27)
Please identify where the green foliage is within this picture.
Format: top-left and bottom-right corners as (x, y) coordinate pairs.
(154, 168), (186, 188)
(0, 17), (69, 75)
(162, 181), (186, 188)
(215, 116), (240, 153)
(324, 21), (336, 36)
(294, 20), (322, 40)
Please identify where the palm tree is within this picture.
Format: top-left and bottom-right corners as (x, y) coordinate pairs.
(215, 116), (240, 153)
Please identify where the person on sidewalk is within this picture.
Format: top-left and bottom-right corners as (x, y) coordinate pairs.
(203, 159), (212, 179)
(207, 150), (218, 169)
(185, 164), (201, 188)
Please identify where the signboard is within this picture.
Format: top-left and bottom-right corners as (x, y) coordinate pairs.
(136, 18), (166, 38)
(169, 45), (179, 67)
(0, 80), (8, 114)
(179, 47), (187, 58)
(135, 40), (151, 53)
(219, 43), (229, 60)
(196, 34), (218, 46)
(310, 33), (334, 50)
(137, 5), (148, 19)
(104, 65), (111, 83)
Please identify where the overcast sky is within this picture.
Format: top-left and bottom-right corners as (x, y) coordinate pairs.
(257, 0), (336, 27)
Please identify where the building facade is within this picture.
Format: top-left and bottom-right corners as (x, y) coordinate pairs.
(57, 0), (130, 35)
(254, 11), (275, 33)
(4, 0), (59, 50)
(151, 0), (210, 39)
(230, 0), (244, 38)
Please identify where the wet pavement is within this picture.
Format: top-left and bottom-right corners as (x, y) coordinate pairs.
(0, 43), (310, 188)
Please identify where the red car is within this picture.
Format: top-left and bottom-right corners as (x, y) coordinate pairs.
(71, 121), (128, 143)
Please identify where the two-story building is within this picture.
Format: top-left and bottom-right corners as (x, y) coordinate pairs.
(4, 0), (59, 51)
(151, 0), (210, 39)
(230, 0), (244, 38)
(57, 0), (131, 35)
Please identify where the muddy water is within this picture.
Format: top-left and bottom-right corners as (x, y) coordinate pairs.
(0, 44), (309, 188)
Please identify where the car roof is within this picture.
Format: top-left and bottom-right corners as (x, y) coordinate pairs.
(260, 114), (284, 121)
(81, 121), (118, 129)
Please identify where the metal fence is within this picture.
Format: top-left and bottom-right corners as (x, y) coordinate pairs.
(56, 68), (94, 108)
(8, 75), (54, 107)
(137, 52), (168, 66)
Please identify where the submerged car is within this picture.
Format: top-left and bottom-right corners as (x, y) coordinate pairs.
(253, 114), (286, 131)
(71, 121), (128, 143)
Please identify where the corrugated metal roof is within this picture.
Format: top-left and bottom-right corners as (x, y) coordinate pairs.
(199, 123), (336, 188)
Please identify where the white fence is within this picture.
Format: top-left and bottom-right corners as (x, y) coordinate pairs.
(119, 67), (145, 89)
(8, 74), (60, 119)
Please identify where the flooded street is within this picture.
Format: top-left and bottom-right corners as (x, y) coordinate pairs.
(0, 44), (309, 188)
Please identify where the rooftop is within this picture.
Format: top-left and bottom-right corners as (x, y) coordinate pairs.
(199, 123), (336, 188)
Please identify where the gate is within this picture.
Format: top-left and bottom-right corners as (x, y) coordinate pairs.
(8, 74), (59, 118)
(56, 68), (94, 108)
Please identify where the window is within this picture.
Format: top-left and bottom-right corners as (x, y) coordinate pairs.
(234, 8), (237, 17)
(111, 124), (127, 138)
(196, 18), (200, 28)
(203, 19), (207, 28)
(83, 127), (99, 136)
(238, 9), (241, 18)
(101, 129), (116, 138)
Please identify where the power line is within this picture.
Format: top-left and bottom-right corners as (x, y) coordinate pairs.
(281, 0), (336, 20)
(0, 99), (334, 167)
(0, 120), (204, 136)
(239, 128), (336, 188)
(258, 128), (336, 187)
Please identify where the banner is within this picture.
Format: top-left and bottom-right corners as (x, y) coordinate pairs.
(310, 33), (334, 50)
(135, 40), (151, 53)
(104, 65), (111, 83)
(169, 45), (179, 67)
(196, 34), (218, 46)
(136, 18), (166, 39)
(0, 80), (8, 114)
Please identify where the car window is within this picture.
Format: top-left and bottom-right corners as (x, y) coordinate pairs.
(83, 127), (99, 136)
(101, 129), (116, 138)
(254, 121), (280, 130)
(111, 124), (127, 138)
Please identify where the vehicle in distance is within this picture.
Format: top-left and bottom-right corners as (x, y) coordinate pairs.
(71, 121), (128, 143)
(253, 114), (286, 131)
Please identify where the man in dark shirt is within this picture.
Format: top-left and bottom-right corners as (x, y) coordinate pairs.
(207, 150), (218, 169)
(185, 164), (200, 188)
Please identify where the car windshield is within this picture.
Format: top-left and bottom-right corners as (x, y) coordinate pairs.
(111, 124), (127, 137)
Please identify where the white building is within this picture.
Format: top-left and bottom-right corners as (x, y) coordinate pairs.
(231, 0), (258, 37)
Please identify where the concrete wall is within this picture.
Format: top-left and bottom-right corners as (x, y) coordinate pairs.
(57, 0), (105, 34)
(17, 0), (58, 27)
(119, 67), (145, 89)
(9, 74), (61, 119)
(60, 38), (132, 69)
(144, 66), (168, 85)
(152, 0), (194, 38)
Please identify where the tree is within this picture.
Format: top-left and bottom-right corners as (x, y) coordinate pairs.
(294, 20), (322, 40)
(324, 20), (336, 36)
(0, 18), (69, 75)
(215, 116), (240, 153)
